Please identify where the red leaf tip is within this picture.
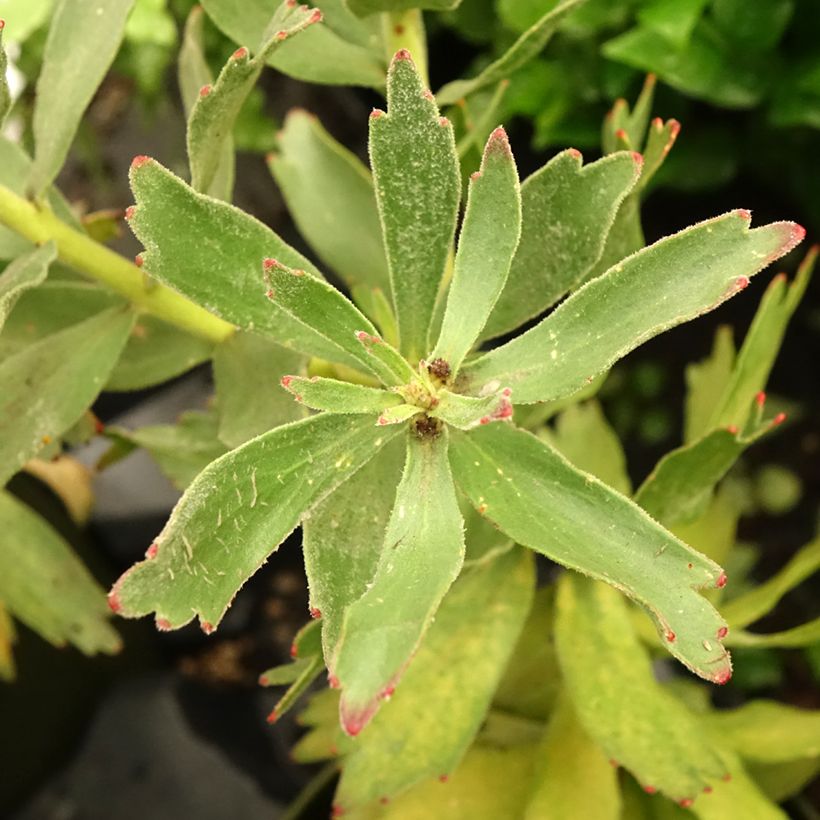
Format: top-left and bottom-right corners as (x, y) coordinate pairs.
(643, 785), (657, 795)
(614, 128), (627, 140)
(755, 391), (766, 408)
(290, 642), (298, 659)
(328, 674), (340, 689)
(703, 786), (713, 794)
(309, 607), (321, 619)
(258, 674), (269, 686)
(131, 155), (152, 170)
(280, 375), (293, 389)
(393, 48), (412, 63)
(107, 591), (122, 614)
(727, 425), (738, 435)
(439, 116), (450, 127)
(266, 709), (278, 724)
(772, 412), (787, 426)
(145, 543), (159, 559)
(201, 621), (215, 635)
(665, 629), (676, 643)
(331, 806), (345, 817)
(716, 626), (728, 639)
(716, 572), (728, 588)
(714, 668), (732, 685)
(124, 206), (136, 221)
(0, 19), (5, 30)
(651, 116), (663, 128)
(632, 151), (644, 166)
(722, 773), (732, 782)
(263, 258), (280, 271)
(567, 148), (582, 160)
(232, 46), (248, 60)
(734, 276), (750, 291)
(735, 208), (752, 221)
(679, 798), (694, 809)
(309, 9), (322, 23)
(134, 254), (144, 268)
(156, 618), (172, 631)
(199, 84), (212, 97)
(470, 171), (481, 181)
(370, 108), (385, 119)
(668, 119), (681, 138)
(439, 775), (449, 783)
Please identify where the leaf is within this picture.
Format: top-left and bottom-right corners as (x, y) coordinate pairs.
(636, 0), (710, 50)
(334, 547), (533, 811)
(684, 325), (735, 444)
(0, 602), (15, 681)
(450, 424), (732, 683)
(0, 19), (10, 126)
(212, 331), (306, 449)
(265, 655), (324, 723)
(436, 0), (584, 106)
(29, 0), (137, 197)
(0, 306), (134, 487)
(105, 314), (214, 391)
(280, 375), (401, 415)
(0, 490), (121, 655)
(178, 4), (234, 201)
(370, 50), (461, 360)
(430, 387), (513, 431)
(554, 574), (728, 802)
(462, 211), (804, 404)
(333, 429), (465, 736)
(262, 257), (410, 385)
(377, 403), (424, 425)
(346, 0), (460, 15)
(187, 1), (320, 196)
(523, 691), (620, 820)
(481, 150), (641, 340)
(104, 410), (228, 491)
(0, 0), (52, 44)
(430, 127), (521, 371)
(200, 0), (385, 88)
(0, 243), (55, 331)
(109, 414), (401, 631)
(127, 157), (356, 365)
(728, 617), (820, 649)
(269, 110), (390, 296)
(303, 437), (404, 663)
(721, 537), (820, 630)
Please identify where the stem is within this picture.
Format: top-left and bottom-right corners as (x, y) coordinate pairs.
(0, 183), (234, 344)
(382, 10), (428, 87)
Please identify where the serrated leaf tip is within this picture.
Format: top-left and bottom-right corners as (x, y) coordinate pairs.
(632, 151), (644, 167)
(735, 208), (752, 221)
(201, 620), (215, 635)
(107, 590), (122, 613)
(567, 148), (582, 160)
(716, 626), (728, 639)
(231, 46), (248, 60)
(716, 572), (727, 588)
(199, 84), (212, 97)
(393, 48), (413, 64)
(134, 253), (144, 268)
(130, 155), (152, 170)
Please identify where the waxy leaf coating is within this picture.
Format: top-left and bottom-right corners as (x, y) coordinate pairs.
(110, 415), (401, 631)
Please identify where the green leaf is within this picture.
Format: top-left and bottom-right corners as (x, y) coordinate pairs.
(333, 429), (465, 735)
(127, 157), (356, 365)
(29, 0), (137, 197)
(178, 4), (234, 201)
(105, 314), (214, 391)
(636, 0), (710, 50)
(429, 387), (513, 431)
(555, 575), (728, 802)
(334, 547), (533, 811)
(722, 537), (820, 630)
(430, 127), (521, 370)
(523, 691), (620, 820)
(684, 325), (735, 444)
(109, 414), (400, 631)
(638, 116), (681, 191)
(346, 0), (460, 14)
(0, 0), (53, 44)
(450, 424), (732, 683)
(728, 617), (820, 649)
(749, 758), (820, 804)
(0, 306), (134, 487)
(712, 0), (793, 52)
(436, 0), (584, 106)
(370, 50), (461, 360)
(268, 110), (390, 296)
(377, 403), (424, 426)
(0, 243), (55, 331)
(304, 437), (404, 663)
(280, 375), (401, 415)
(0, 602), (15, 681)
(482, 149), (640, 340)
(0, 490), (120, 655)
(462, 211), (804, 404)
(265, 655), (324, 723)
(187, 1), (320, 196)
(200, 0), (385, 88)
(262, 257), (410, 385)
(0, 20), (10, 127)
(212, 331), (306, 449)
(104, 410), (227, 491)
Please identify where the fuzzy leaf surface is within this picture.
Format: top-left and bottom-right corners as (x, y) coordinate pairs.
(128, 158), (355, 365)
(482, 150), (640, 340)
(0, 306), (134, 487)
(555, 575), (728, 802)
(463, 212), (804, 403)
(212, 331), (306, 448)
(304, 437), (404, 663)
(335, 548), (533, 811)
(370, 51), (461, 360)
(29, 0), (136, 196)
(0, 243), (55, 331)
(333, 430), (465, 735)
(430, 388), (513, 431)
(110, 415), (400, 630)
(450, 424), (731, 682)
(280, 375), (401, 414)
(430, 127), (521, 371)
(684, 325), (735, 444)
(436, 0), (583, 105)
(0, 491), (120, 655)
(269, 111), (390, 296)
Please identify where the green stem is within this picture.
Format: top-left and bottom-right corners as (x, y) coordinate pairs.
(0, 183), (234, 344)
(382, 10), (428, 87)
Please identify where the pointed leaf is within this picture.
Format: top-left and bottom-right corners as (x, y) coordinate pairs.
(0, 490), (120, 655)
(370, 50), (461, 359)
(728, 617), (820, 649)
(268, 110), (390, 295)
(450, 424), (731, 682)
(280, 375), (401, 414)
(463, 212), (805, 403)
(430, 127), (520, 369)
(304, 437), (404, 662)
(555, 575), (728, 802)
(335, 548), (533, 811)
(29, 0), (137, 197)
(262, 257), (409, 385)
(0, 306), (134, 487)
(333, 429), (465, 735)
(265, 655), (324, 723)
(436, 0), (584, 106)
(684, 325), (735, 444)
(109, 415), (401, 631)
(639, 116), (682, 190)
(212, 331), (306, 449)
(0, 243), (55, 331)
(187, 1), (320, 196)
(482, 150), (641, 340)
(376, 403), (423, 425)
(127, 157), (354, 365)
(430, 387), (513, 430)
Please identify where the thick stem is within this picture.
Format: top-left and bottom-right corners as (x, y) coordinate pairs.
(0, 183), (234, 344)
(382, 10), (428, 86)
